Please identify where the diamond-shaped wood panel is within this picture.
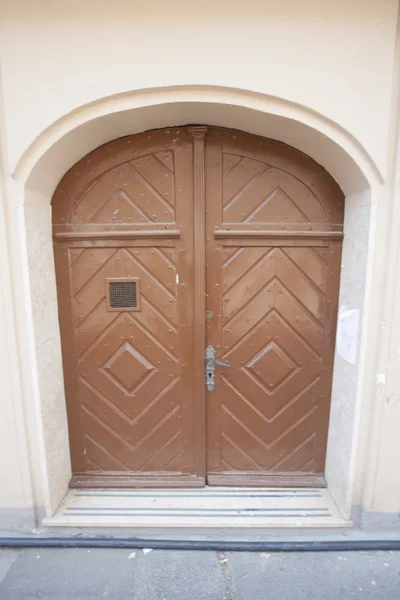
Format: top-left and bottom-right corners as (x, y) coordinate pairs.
(103, 342), (154, 394)
(247, 342), (296, 391)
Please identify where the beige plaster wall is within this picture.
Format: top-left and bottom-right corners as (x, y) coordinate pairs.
(0, 217), (29, 509)
(0, 0), (400, 525)
(0, 0), (398, 177)
(0, 66), (37, 523)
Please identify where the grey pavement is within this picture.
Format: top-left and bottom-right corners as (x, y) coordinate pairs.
(0, 547), (399, 599)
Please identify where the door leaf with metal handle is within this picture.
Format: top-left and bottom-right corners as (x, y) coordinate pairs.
(205, 345), (231, 391)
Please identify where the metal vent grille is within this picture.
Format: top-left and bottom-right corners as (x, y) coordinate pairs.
(109, 281), (138, 310)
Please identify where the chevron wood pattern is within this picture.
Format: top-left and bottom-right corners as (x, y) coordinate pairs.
(222, 154), (331, 225)
(221, 246), (326, 470)
(73, 246), (183, 474)
(70, 154), (176, 225)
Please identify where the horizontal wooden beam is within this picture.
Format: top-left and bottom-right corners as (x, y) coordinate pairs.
(54, 229), (181, 241)
(214, 228), (343, 240)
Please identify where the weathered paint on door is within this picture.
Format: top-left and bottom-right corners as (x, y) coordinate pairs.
(52, 127), (344, 488)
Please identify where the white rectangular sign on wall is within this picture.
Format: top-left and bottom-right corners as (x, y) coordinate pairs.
(336, 305), (360, 365)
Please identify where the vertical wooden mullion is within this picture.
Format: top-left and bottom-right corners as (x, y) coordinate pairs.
(189, 126), (208, 480)
(204, 139), (224, 478)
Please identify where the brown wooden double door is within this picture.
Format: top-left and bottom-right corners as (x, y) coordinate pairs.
(52, 126), (344, 488)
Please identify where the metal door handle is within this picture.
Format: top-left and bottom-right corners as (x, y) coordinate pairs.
(215, 359), (231, 367)
(205, 346), (231, 391)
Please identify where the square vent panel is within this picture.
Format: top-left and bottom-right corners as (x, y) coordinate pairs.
(106, 278), (141, 312)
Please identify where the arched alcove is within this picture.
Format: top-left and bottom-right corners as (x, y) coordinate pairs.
(15, 87), (376, 519)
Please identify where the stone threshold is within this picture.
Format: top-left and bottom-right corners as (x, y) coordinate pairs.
(43, 487), (351, 529)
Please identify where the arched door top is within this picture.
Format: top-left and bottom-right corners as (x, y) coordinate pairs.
(52, 127), (344, 231)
